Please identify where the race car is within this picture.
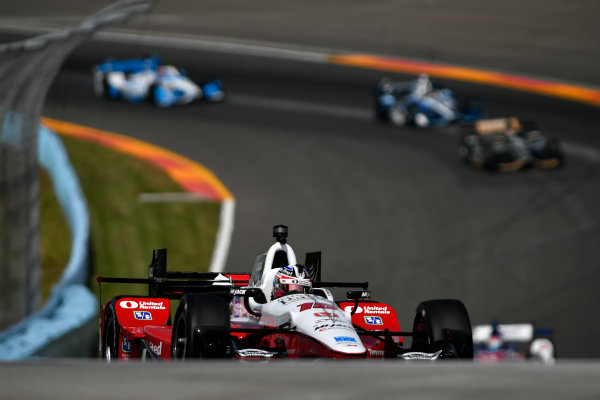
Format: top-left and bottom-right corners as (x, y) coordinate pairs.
(93, 55), (225, 107)
(98, 225), (474, 361)
(473, 319), (555, 363)
(373, 74), (482, 127)
(459, 117), (564, 171)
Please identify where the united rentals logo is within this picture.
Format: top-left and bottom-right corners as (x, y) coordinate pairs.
(137, 300), (166, 310)
(344, 305), (390, 315)
(119, 299), (166, 310)
(119, 300), (139, 309)
(149, 342), (162, 356)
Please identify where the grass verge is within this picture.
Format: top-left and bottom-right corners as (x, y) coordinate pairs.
(40, 134), (221, 304)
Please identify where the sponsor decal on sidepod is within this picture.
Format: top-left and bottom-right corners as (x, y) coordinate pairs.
(122, 337), (131, 353)
(365, 316), (383, 325)
(344, 305), (390, 315)
(134, 311), (152, 320)
(119, 300), (166, 310)
(149, 342), (162, 356)
(119, 300), (138, 309)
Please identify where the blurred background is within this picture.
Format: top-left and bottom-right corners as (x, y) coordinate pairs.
(1, 0), (599, 360)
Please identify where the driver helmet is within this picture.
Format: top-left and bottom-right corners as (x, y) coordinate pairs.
(488, 319), (503, 351)
(379, 77), (394, 93)
(272, 264), (312, 299)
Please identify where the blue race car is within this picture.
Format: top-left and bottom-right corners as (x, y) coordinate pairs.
(373, 74), (481, 128)
(93, 55), (225, 107)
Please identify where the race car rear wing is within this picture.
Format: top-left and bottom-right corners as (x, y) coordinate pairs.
(97, 246), (368, 301)
(96, 248), (251, 299)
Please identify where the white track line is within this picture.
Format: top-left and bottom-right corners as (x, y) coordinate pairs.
(209, 198), (235, 273)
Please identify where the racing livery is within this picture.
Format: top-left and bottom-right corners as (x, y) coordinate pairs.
(373, 74), (482, 128)
(98, 225), (473, 361)
(93, 55), (225, 107)
(459, 117), (564, 171)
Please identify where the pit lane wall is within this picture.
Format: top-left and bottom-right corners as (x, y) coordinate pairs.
(0, 0), (155, 359)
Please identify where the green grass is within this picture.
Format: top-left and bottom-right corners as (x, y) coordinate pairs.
(40, 135), (221, 304)
(40, 170), (72, 301)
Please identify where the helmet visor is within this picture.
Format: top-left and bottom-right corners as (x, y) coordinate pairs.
(287, 283), (307, 293)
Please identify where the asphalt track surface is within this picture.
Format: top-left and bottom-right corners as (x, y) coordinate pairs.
(1, 1), (600, 398)
(2, 359), (600, 400)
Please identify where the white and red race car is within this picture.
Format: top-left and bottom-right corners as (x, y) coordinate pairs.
(98, 225), (473, 361)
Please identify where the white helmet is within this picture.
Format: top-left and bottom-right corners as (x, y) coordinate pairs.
(272, 264), (312, 299)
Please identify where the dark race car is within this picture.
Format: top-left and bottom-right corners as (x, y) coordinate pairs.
(373, 74), (482, 128)
(98, 225), (474, 361)
(459, 117), (564, 171)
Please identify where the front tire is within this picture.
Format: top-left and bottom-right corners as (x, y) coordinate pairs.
(101, 302), (119, 361)
(389, 106), (407, 126)
(411, 299), (473, 359)
(171, 294), (232, 359)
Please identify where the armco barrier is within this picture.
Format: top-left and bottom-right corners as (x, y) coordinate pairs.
(0, 0), (155, 358)
(0, 126), (95, 359)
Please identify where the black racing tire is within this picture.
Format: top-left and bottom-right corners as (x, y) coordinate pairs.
(411, 299), (473, 359)
(102, 76), (115, 100)
(373, 92), (389, 122)
(405, 105), (419, 127)
(374, 104), (389, 122)
(458, 144), (471, 164)
(547, 137), (565, 167)
(171, 294), (232, 360)
(482, 145), (499, 171)
(149, 84), (160, 106)
(101, 302), (119, 361)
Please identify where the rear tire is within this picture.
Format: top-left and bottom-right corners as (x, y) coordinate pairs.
(545, 137), (565, 167)
(149, 84), (160, 106)
(171, 294), (232, 359)
(411, 299), (473, 359)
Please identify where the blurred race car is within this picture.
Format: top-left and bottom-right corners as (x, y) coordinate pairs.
(473, 319), (555, 363)
(373, 74), (482, 127)
(459, 117), (564, 171)
(98, 225), (474, 361)
(93, 55), (225, 107)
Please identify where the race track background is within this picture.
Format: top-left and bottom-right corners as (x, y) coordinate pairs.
(1, 0), (599, 382)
